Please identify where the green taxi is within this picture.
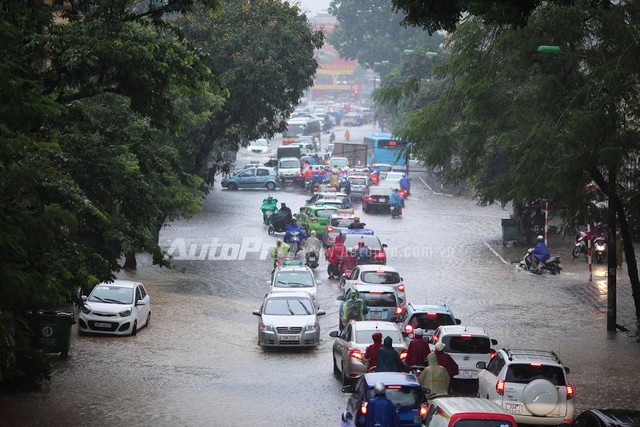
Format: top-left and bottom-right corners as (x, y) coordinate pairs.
(296, 205), (339, 237)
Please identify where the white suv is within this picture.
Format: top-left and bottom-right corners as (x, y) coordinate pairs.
(429, 325), (498, 381)
(476, 348), (575, 425)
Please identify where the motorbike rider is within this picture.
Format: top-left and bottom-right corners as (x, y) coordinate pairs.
(342, 289), (367, 327)
(390, 188), (403, 215)
(260, 195), (278, 224)
(376, 336), (404, 373)
(399, 173), (410, 195)
(355, 241), (371, 265)
(364, 383), (401, 427)
(269, 239), (290, 269)
(339, 176), (351, 195)
(418, 352), (450, 397)
(348, 216), (365, 229)
(279, 202), (293, 225)
(364, 332), (384, 372)
(339, 248), (358, 277)
(325, 235), (347, 278)
(284, 218), (306, 253)
(304, 230), (322, 264)
(531, 235), (550, 272)
(329, 132), (336, 143)
(405, 328), (431, 367)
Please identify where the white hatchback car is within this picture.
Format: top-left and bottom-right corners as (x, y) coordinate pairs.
(78, 280), (151, 336)
(341, 264), (406, 306)
(429, 325), (498, 381)
(476, 348), (575, 425)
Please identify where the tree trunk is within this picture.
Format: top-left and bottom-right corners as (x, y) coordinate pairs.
(591, 167), (640, 330)
(123, 252), (137, 270)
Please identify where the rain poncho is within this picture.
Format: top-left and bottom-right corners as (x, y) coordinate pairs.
(325, 236), (347, 265)
(399, 176), (410, 191)
(342, 291), (365, 323)
(390, 191), (403, 208)
(269, 242), (290, 267)
(364, 332), (383, 370)
(435, 345), (459, 380)
(405, 335), (431, 367)
(532, 241), (550, 262)
(375, 336), (404, 372)
(304, 235), (322, 254)
(339, 252), (357, 276)
(364, 395), (400, 427)
(284, 223), (306, 244)
(418, 352), (450, 396)
(260, 197), (278, 222)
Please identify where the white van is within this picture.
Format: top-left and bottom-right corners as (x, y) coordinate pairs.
(278, 157), (301, 186)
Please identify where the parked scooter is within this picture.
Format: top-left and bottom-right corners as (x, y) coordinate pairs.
(572, 223), (608, 262)
(519, 249), (562, 275)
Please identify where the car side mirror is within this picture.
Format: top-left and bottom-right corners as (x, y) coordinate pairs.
(341, 385), (353, 393)
(300, 207), (304, 212)
(252, 310), (260, 316)
(317, 310), (326, 316)
(315, 280), (322, 285)
(476, 361), (487, 370)
(421, 386), (431, 395)
(491, 339), (498, 345)
(336, 295), (345, 301)
(455, 318), (462, 325)
(81, 295), (87, 301)
(306, 199), (310, 203)
(135, 300), (146, 306)
(382, 243), (388, 248)
(564, 367), (571, 374)
(329, 331), (339, 338)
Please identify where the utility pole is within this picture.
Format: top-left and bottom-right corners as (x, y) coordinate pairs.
(607, 167), (617, 332)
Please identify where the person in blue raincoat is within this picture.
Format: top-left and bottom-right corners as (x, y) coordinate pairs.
(364, 383), (400, 427)
(284, 218), (306, 247)
(399, 174), (410, 194)
(531, 235), (550, 272)
(376, 336), (404, 372)
(390, 188), (403, 209)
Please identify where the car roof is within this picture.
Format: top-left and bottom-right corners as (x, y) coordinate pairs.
(586, 409), (640, 426)
(330, 214), (356, 219)
(499, 349), (564, 366)
(429, 397), (512, 416)
(439, 325), (488, 336)
(308, 205), (338, 212)
(265, 291), (313, 299)
(352, 320), (403, 332)
(274, 265), (313, 273)
(97, 280), (140, 288)
(368, 186), (393, 194)
(408, 304), (453, 314)
(357, 265), (397, 273)
(317, 192), (347, 198)
(363, 372), (420, 387)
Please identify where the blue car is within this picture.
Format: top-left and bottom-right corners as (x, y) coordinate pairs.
(342, 372), (428, 427)
(222, 167), (280, 191)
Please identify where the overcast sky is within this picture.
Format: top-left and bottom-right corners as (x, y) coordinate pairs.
(296, 0), (331, 17)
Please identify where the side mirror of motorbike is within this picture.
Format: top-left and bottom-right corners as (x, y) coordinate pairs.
(317, 310), (326, 316)
(341, 385), (353, 394)
(299, 207), (304, 212)
(564, 367), (571, 374)
(382, 243), (388, 248)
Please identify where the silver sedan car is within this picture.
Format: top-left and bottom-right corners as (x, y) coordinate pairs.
(322, 214), (356, 247)
(253, 292), (326, 349)
(329, 320), (407, 386)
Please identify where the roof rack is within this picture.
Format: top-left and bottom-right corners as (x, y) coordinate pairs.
(503, 348), (562, 364)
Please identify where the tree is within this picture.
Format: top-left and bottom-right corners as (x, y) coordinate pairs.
(393, 1), (640, 325)
(178, 0), (324, 182)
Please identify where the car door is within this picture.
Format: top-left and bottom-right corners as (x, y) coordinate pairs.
(137, 284), (150, 321)
(480, 353), (504, 401)
(335, 323), (352, 369)
(236, 168), (256, 188)
(133, 285), (146, 327)
(256, 168), (271, 187)
(346, 376), (366, 419)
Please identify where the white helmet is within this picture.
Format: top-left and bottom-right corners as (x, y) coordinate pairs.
(373, 382), (386, 396)
(537, 235), (544, 241)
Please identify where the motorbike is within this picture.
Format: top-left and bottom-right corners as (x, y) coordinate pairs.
(391, 205), (402, 219)
(593, 235), (608, 263)
(519, 249), (562, 275)
(287, 231), (301, 258)
(268, 211), (291, 235)
(328, 256), (343, 279)
(305, 250), (319, 269)
(572, 224), (608, 261)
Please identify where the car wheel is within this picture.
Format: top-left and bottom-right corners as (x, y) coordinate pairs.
(131, 320), (137, 336)
(363, 205), (369, 214)
(266, 182), (276, 191)
(341, 362), (349, 386)
(333, 355), (340, 376)
(227, 182), (238, 191)
(145, 312), (151, 327)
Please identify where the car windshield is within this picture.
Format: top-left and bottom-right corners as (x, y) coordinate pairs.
(331, 218), (355, 227)
(280, 160), (299, 169)
(375, 165), (393, 172)
(356, 329), (403, 344)
(263, 297), (314, 315)
(454, 421), (514, 427)
(331, 158), (349, 168)
(409, 313), (456, 331)
(360, 292), (397, 307)
(343, 235), (382, 250)
(274, 271), (315, 288)
(361, 271), (400, 284)
(442, 336), (491, 354)
(505, 364), (567, 386)
(366, 386), (422, 408)
(251, 139), (268, 146)
(316, 209), (337, 218)
(88, 286), (133, 304)
(319, 201), (344, 209)
(349, 177), (367, 185)
(386, 172), (404, 180)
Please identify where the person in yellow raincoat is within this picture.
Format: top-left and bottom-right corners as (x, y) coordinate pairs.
(269, 239), (290, 269)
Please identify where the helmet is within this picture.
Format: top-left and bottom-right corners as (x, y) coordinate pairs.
(342, 412), (353, 421)
(291, 218), (297, 223)
(537, 235), (544, 241)
(392, 188), (398, 192)
(373, 382), (386, 396)
(354, 216), (360, 221)
(311, 230), (316, 236)
(414, 328), (424, 336)
(267, 195), (273, 201)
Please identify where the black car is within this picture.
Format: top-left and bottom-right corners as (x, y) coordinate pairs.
(362, 186), (392, 213)
(263, 158), (278, 168)
(571, 409), (640, 427)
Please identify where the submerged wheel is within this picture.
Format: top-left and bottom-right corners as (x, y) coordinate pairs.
(266, 182), (276, 191)
(131, 320), (137, 336)
(227, 182), (238, 191)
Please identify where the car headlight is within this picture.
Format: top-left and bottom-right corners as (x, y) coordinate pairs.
(305, 323), (319, 331)
(260, 323), (274, 332)
(119, 309), (132, 317)
(81, 305), (91, 315)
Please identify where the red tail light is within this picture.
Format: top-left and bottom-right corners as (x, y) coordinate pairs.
(566, 384), (574, 399)
(405, 324), (413, 334)
(298, 173), (303, 177)
(399, 350), (407, 360)
(349, 348), (364, 361)
(419, 404), (428, 417)
(365, 196), (376, 202)
(397, 284), (405, 292)
(326, 226), (334, 232)
(496, 379), (505, 395)
(530, 362), (542, 367)
(460, 334), (472, 338)
(394, 306), (403, 315)
(374, 251), (385, 260)
(489, 348), (496, 358)
(360, 402), (368, 415)
(387, 385), (401, 389)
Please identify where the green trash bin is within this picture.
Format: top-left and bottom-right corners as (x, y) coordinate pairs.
(33, 311), (75, 358)
(501, 218), (521, 246)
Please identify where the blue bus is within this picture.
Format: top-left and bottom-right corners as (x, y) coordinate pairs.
(363, 133), (410, 172)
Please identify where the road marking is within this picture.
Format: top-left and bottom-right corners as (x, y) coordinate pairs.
(484, 241), (510, 264)
(419, 176), (433, 191)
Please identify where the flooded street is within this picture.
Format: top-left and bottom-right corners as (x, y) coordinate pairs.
(2, 125), (640, 426)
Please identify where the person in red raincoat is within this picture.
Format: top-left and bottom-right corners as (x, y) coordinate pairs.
(325, 235), (347, 278)
(405, 328), (431, 367)
(364, 332), (384, 372)
(434, 341), (459, 382)
(339, 248), (357, 276)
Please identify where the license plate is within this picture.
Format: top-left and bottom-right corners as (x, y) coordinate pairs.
(94, 322), (111, 328)
(504, 403), (522, 415)
(370, 312), (381, 319)
(309, 255), (317, 261)
(280, 335), (298, 341)
(378, 197), (387, 202)
(459, 369), (478, 379)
